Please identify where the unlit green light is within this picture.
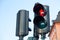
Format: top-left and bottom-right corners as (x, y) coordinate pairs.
(38, 21), (47, 29)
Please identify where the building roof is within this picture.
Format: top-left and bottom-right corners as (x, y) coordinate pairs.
(53, 11), (60, 22)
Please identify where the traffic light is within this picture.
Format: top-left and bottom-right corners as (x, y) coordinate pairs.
(16, 10), (29, 37)
(16, 10), (32, 40)
(33, 3), (50, 34)
(33, 3), (47, 29)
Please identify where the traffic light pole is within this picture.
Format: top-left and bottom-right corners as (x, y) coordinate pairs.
(19, 36), (23, 40)
(41, 33), (46, 40)
(41, 39), (45, 40)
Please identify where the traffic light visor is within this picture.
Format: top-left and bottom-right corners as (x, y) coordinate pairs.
(33, 3), (44, 15)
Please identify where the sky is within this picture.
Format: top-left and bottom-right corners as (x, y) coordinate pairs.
(0, 0), (60, 40)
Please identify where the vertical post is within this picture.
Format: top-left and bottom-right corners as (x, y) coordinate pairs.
(41, 33), (46, 40)
(19, 36), (23, 40)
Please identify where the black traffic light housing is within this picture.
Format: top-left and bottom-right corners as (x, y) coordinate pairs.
(33, 3), (47, 29)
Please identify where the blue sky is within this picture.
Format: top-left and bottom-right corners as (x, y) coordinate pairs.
(0, 0), (60, 40)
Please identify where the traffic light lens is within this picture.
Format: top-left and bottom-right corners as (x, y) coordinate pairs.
(33, 16), (45, 25)
(33, 16), (47, 29)
(38, 21), (47, 29)
(39, 9), (45, 16)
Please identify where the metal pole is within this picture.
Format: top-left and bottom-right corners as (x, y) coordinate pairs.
(19, 36), (23, 40)
(41, 33), (46, 40)
(41, 39), (45, 40)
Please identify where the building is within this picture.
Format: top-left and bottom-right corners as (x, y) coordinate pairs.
(49, 11), (60, 40)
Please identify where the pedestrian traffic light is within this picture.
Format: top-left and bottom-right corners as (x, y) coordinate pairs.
(33, 3), (50, 34)
(33, 3), (47, 29)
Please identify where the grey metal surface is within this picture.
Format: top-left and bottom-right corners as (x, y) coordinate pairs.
(27, 37), (33, 40)
(16, 10), (29, 36)
(19, 36), (23, 40)
(33, 37), (38, 40)
(41, 34), (46, 40)
(27, 37), (38, 40)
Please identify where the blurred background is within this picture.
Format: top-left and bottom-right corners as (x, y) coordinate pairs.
(0, 0), (60, 40)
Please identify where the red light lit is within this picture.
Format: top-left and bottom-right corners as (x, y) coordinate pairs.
(39, 9), (45, 16)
